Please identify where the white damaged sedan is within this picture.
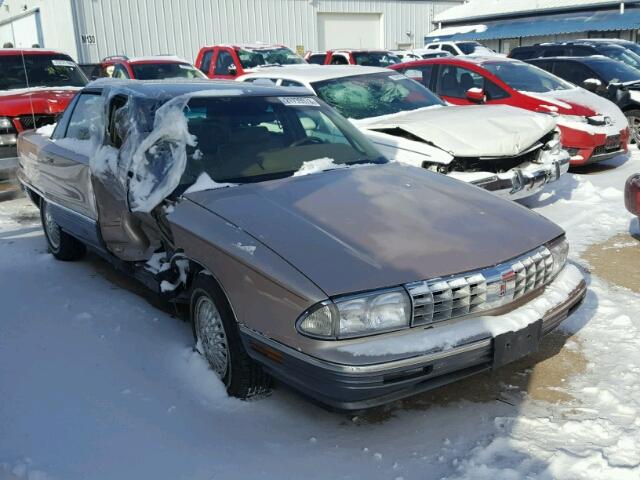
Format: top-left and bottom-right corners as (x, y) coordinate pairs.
(238, 66), (570, 200)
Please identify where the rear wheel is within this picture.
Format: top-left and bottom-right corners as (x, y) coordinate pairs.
(191, 273), (271, 399)
(40, 200), (86, 261)
(625, 109), (640, 148)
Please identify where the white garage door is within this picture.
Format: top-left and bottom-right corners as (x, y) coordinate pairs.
(0, 10), (42, 48)
(318, 13), (382, 50)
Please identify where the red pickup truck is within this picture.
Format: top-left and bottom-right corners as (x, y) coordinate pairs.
(195, 43), (305, 79)
(0, 49), (86, 180)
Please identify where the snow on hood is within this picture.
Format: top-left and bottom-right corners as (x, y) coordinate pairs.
(353, 104), (557, 157)
(186, 162), (563, 296)
(529, 87), (627, 130)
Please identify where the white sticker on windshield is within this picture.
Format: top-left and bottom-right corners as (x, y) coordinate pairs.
(178, 64), (191, 69)
(279, 96), (320, 107)
(51, 59), (76, 68)
(389, 74), (406, 81)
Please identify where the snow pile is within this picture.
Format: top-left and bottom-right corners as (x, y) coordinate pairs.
(293, 157), (345, 176)
(36, 123), (56, 138)
(183, 172), (235, 194)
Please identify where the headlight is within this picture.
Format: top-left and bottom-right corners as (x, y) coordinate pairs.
(0, 117), (15, 131)
(548, 235), (569, 277)
(297, 288), (412, 339)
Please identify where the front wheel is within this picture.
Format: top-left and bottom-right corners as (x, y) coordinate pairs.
(190, 273), (271, 399)
(625, 109), (640, 148)
(40, 200), (86, 261)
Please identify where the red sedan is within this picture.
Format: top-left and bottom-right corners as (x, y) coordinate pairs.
(626, 174), (640, 217)
(390, 56), (629, 166)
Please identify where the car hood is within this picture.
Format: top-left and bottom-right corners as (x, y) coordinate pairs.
(186, 163), (563, 297)
(351, 104), (556, 158)
(0, 87), (79, 117)
(523, 87), (627, 128)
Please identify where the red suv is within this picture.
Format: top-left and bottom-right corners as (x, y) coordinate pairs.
(195, 44), (305, 79)
(96, 55), (205, 80)
(0, 49), (87, 179)
(391, 56), (630, 166)
(305, 49), (401, 66)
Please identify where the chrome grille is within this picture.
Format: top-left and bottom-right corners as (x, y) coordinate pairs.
(18, 115), (56, 131)
(406, 246), (554, 326)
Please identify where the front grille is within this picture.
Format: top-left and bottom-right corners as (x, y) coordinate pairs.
(406, 246), (554, 326)
(17, 115), (56, 131)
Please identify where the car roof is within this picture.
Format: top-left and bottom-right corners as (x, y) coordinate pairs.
(239, 65), (389, 82)
(529, 55), (618, 64)
(0, 48), (71, 57)
(84, 79), (310, 98)
(204, 43), (287, 50)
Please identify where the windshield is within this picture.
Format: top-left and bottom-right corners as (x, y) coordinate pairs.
(458, 42), (494, 55)
(131, 62), (206, 80)
(312, 72), (445, 120)
(178, 95), (384, 187)
(599, 46), (640, 69)
(483, 61), (573, 92)
(352, 52), (401, 67)
(0, 54), (87, 90)
(237, 47), (305, 68)
(587, 58), (640, 83)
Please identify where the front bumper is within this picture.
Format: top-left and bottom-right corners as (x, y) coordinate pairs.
(559, 124), (629, 166)
(0, 146), (18, 181)
(450, 151), (570, 201)
(241, 264), (587, 410)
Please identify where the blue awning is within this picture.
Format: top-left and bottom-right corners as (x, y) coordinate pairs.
(427, 8), (640, 42)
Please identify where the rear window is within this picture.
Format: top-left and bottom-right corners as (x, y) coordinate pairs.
(131, 63), (206, 80)
(457, 42), (494, 55)
(0, 54), (87, 91)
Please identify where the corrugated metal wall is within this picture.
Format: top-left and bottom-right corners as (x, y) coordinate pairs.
(70, 0), (460, 63)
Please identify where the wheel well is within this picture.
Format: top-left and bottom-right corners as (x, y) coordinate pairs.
(185, 259), (238, 324)
(25, 187), (41, 208)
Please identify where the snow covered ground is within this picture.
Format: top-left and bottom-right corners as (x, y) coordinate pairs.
(1, 153), (639, 480)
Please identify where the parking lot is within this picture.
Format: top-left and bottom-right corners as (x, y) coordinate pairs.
(1, 151), (638, 479)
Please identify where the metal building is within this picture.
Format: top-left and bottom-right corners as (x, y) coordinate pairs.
(427, 0), (640, 54)
(0, 0), (460, 63)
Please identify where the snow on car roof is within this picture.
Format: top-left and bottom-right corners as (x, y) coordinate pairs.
(127, 56), (190, 64)
(84, 78), (314, 98)
(239, 65), (389, 82)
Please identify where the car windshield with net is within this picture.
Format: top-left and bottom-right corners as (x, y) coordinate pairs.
(312, 72), (444, 120)
(237, 47), (305, 68)
(0, 54), (88, 90)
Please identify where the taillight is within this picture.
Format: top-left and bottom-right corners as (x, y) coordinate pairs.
(624, 174), (640, 216)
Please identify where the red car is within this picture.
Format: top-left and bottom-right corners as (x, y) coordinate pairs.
(305, 49), (401, 66)
(0, 49), (86, 180)
(195, 44), (305, 79)
(390, 56), (630, 166)
(97, 55), (205, 80)
(625, 174), (640, 217)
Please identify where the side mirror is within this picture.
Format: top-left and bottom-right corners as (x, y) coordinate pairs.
(466, 87), (486, 104)
(227, 64), (238, 76)
(583, 78), (602, 92)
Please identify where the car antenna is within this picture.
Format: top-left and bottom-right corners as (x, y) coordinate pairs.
(19, 48), (37, 130)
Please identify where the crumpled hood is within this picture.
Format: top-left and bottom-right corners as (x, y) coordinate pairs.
(0, 88), (79, 118)
(352, 104), (556, 158)
(527, 87), (627, 129)
(186, 163), (563, 297)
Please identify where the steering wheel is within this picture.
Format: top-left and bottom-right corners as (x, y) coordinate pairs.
(290, 136), (324, 147)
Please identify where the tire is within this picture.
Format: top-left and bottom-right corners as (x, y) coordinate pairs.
(190, 273), (271, 399)
(40, 200), (86, 261)
(624, 109), (640, 149)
